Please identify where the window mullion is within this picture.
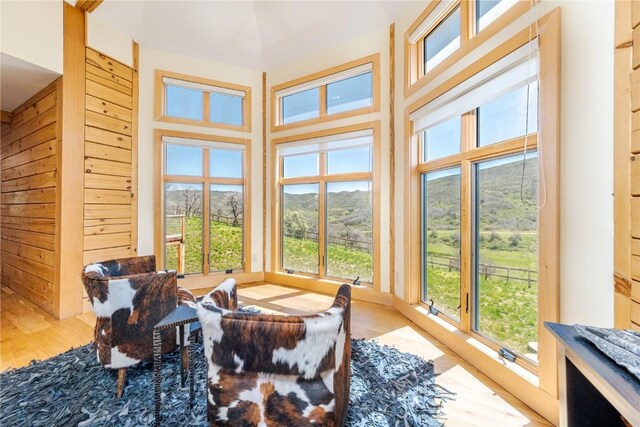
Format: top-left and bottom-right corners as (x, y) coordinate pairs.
(460, 111), (476, 332)
(203, 149), (211, 275)
(318, 152), (327, 277)
(203, 91), (210, 123)
(319, 85), (327, 117)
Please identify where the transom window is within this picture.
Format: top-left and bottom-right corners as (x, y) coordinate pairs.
(275, 128), (378, 285)
(272, 55), (380, 129)
(405, 0), (532, 97)
(411, 41), (541, 369)
(155, 70), (251, 130)
(158, 134), (249, 276)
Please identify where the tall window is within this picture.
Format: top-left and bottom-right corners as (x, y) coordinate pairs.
(159, 134), (248, 275)
(272, 55), (380, 129)
(275, 127), (378, 285)
(156, 70), (251, 130)
(411, 41), (540, 368)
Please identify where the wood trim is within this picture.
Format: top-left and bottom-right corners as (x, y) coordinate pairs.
(154, 129), (251, 275)
(404, 0), (535, 99)
(131, 41), (139, 255)
(154, 69), (252, 132)
(1, 111), (11, 125)
(615, 273), (632, 298)
(56, 3), (86, 319)
(262, 72), (267, 273)
(264, 272), (393, 306)
(389, 23), (396, 295)
(178, 271), (264, 291)
(403, 6), (561, 397)
(271, 54), (381, 132)
(75, 0), (103, 13)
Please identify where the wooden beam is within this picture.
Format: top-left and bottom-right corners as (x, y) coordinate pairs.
(75, 0), (103, 13)
(55, 2), (86, 319)
(1, 110), (11, 125)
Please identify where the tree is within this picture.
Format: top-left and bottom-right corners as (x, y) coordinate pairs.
(228, 192), (243, 227)
(284, 211), (308, 239)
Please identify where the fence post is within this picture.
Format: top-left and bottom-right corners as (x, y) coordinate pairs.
(527, 270), (531, 288)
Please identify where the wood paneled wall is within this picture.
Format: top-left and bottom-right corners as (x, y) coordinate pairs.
(83, 48), (138, 264)
(614, 0), (640, 331)
(1, 81), (60, 314)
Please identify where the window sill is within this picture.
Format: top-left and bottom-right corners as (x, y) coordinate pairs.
(264, 271), (392, 306)
(155, 115), (251, 132)
(177, 271), (263, 290)
(393, 296), (558, 425)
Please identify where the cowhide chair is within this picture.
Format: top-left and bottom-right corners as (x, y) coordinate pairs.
(82, 255), (196, 397)
(197, 282), (351, 426)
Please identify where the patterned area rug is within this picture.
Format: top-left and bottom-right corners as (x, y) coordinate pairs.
(1, 339), (451, 426)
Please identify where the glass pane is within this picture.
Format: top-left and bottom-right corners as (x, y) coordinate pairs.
(282, 183), (319, 274)
(423, 116), (461, 162)
(282, 88), (320, 124)
(474, 152), (538, 362)
(282, 153), (319, 178)
(164, 183), (203, 275)
(326, 181), (373, 282)
(422, 167), (461, 321)
(210, 149), (242, 178)
(210, 184), (244, 272)
(166, 144), (203, 176)
(327, 146), (372, 175)
(326, 72), (373, 115)
(477, 81), (538, 147)
(210, 92), (243, 126)
(424, 6), (461, 72)
(477, 0), (515, 32)
(166, 85), (203, 120)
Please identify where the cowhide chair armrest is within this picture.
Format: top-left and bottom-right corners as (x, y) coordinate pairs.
(177, 286), (197, 307)
(197, 284), (351, 379)
(199, 278), (238, 310)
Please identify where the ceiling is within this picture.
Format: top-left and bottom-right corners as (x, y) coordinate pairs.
(93, 0), (423, 71)
(0, 53), (61, 111)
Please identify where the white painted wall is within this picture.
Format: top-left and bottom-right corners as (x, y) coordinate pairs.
(137, 47), (264, 272)
(266, 28), (392, 293)
(393, 1), (615, 326)
(86, 12), (134, 67)
(0, 0), (63, 73)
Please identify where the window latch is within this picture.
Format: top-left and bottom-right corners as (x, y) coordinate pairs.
(465, 292), (469, 314)
(428, 299), (440, 316)
(352, 276), (361, 286)
(499, 347), (517, 363)
(286, 269), (294, 274)
(225, 269), (233, 274)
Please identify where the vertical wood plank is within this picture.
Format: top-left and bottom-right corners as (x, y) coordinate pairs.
(131, 41), (139, 255)
(56, 3), (86, 319)
(389, 23), (396, 295)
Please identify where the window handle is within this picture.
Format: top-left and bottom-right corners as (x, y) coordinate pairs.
(465, 292), (469, 314)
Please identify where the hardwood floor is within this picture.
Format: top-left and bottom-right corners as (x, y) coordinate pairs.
(0, 282), (552, 426)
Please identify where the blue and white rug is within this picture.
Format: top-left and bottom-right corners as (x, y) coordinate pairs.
(0, 338), (451, 426)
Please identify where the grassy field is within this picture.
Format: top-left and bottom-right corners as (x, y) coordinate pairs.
(282, 236), (373, 282)
(165, 217), (242, 273)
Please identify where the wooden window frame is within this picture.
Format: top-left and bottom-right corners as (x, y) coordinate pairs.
(404, 8), (560, 399)
(154, 129), (252, 283)
(271, 54), (380, 133)
(404, 0), (535, 99)
(270, 122), (381, 291)
(154, 69), (252, 132)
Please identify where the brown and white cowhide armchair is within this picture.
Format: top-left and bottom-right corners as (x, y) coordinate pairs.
(82, 255), (196, 397)
(197, 282), (351, 426)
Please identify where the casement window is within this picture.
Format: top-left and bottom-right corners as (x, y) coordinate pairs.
(273, 125), (380, 286)
(405, 0), (532, 98)
(272, 54), (380, 130)
(410, 40), (546, 370)
(155, 70), (251, 131)
(156, 132), (250, 276)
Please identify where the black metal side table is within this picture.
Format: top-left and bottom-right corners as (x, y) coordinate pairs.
(153, 305), (201, 426)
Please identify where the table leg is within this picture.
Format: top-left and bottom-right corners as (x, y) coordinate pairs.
(189, 330), (195, 409)
(153, 329), (162, 427)
(179, 325), (187, 387)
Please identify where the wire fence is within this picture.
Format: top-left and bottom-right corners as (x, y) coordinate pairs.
(426, 253), (538, 288)
(283, 230), (373, 253)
